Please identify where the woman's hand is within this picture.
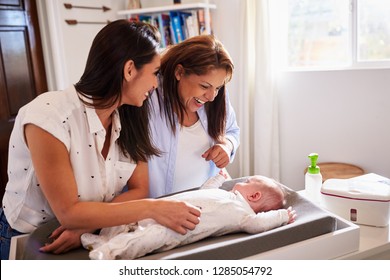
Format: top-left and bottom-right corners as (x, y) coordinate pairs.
(39, 226), (94, 254)
(151, 200), (201, 235)
(202, 142), (231, 168)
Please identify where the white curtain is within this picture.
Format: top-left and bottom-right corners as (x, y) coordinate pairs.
(237, 0), (281, 180)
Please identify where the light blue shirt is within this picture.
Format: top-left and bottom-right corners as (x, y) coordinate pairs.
(148, 87), (240, 198)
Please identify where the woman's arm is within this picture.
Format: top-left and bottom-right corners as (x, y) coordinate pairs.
(202, 91), (240, 168)
(224, 90), (240, 161)
(25, 124), (200, 231)
(40, 161), (150, 254)
(112, 161), (149, 202)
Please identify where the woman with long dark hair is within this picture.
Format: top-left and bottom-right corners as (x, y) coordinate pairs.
(0, 20), (200, 260)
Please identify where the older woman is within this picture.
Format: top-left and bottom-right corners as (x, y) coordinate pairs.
(148, 35), (240, 197)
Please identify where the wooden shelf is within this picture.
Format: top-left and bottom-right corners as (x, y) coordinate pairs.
(118, 3), (216, 17)
(304, 162), (365, 183)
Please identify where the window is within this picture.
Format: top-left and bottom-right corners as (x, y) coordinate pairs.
(357, 0), (390, 62)
(285, 0), (390, 70)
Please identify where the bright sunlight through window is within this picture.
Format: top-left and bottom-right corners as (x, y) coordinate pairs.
(286, 0), (390, 70)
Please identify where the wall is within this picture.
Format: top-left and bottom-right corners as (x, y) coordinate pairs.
(278, 68), (390, 189)
(37, 0), (126, 90)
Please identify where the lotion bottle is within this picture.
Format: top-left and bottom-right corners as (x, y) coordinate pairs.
(305, 153), (323, 203)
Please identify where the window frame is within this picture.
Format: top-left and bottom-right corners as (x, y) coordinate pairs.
(284, 0), (390, 71)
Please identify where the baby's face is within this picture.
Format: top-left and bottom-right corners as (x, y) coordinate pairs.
(231, 177), (262, 195)
(231, 176), (283, 213)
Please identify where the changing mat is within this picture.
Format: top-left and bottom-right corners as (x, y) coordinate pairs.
(21, 177), (336, 260)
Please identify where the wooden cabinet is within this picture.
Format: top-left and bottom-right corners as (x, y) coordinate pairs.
(0, 0), (47, 202)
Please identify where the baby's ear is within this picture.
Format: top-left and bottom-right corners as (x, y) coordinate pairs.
(249, 191), (262, 202)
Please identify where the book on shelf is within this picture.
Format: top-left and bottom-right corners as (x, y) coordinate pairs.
(128, 15), (139, 22)
(197, 9), (213, 35)
(169, 11), (185, 43)
(188, 10), (200, 37)
(126, 7), (212, 47)
(150, 14), (162, 45)
(138, 15), (152, 23)
(157, 13), (174, 48)
(154, 14), (166, 48)
(179, 11), (191, 40)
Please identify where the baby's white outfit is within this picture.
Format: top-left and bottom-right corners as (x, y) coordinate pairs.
(81, 178), (289, 260)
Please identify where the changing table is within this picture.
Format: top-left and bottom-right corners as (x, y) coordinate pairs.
(10, 178), (361, 260)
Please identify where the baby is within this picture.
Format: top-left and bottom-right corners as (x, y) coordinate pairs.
(81, 174), (296, 260)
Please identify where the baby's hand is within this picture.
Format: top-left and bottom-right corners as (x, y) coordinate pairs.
(287, 206), (297, 224)
(218, 169), (228, 179)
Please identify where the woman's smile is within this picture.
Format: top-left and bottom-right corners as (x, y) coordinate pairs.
(194, 97), (206, 105)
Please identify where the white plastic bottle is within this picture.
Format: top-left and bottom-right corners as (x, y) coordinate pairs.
(305, 153), (323, 204)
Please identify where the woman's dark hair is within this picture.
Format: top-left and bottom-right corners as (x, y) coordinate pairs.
(159, 35), (234, 142)
(74, 20), (161, 162)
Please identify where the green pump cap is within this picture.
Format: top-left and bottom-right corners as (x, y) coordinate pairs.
(307, 153), (320, 174)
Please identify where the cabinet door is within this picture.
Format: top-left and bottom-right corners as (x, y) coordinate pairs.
(0, 0), (47, 201)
